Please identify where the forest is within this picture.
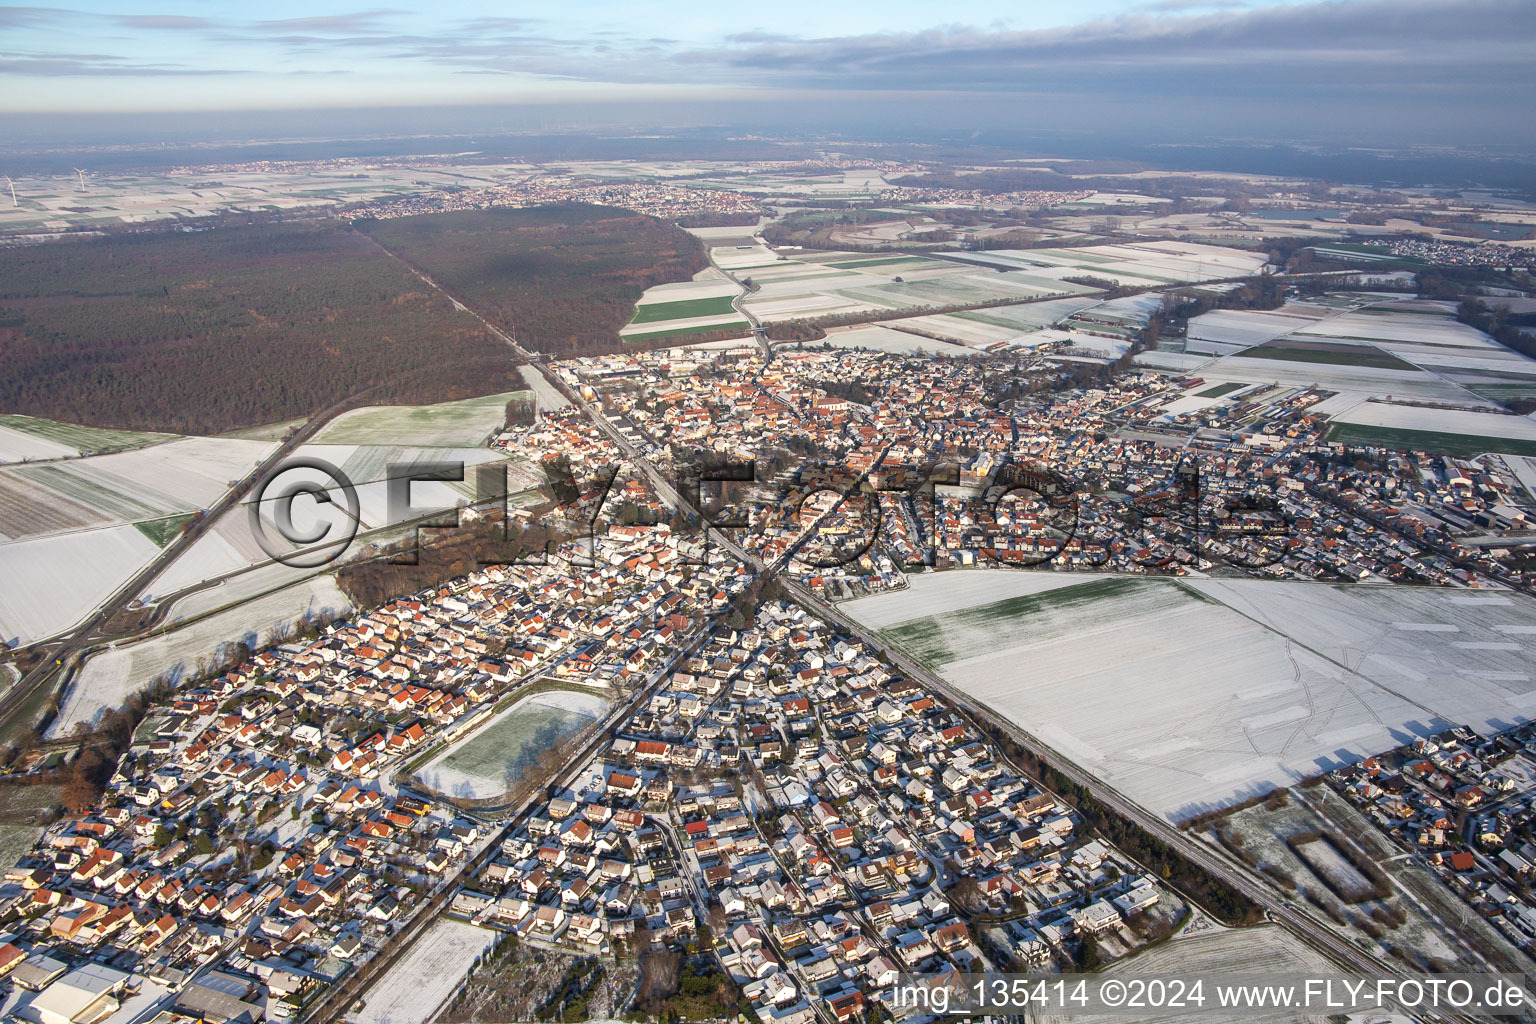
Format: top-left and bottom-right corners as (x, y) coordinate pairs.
(0, 221), (517, 434)
(360, 203), (708, 357)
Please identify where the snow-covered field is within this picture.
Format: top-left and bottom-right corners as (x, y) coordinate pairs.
(0, 524), (160, 646)
(946, 240), (1268, 286)
(844, 572), (1536, 821)
(818, 325), (985, 358)
(1330, 403), (1536, 440)
(1031, 924), (1338, 1023)
(53, 577), (350, 736)
(1186, 306), (1333, 354)
(1196, 355), (1481, 406)
(352, 919), (495, 1024)
(311, 392), (530, 447)
(0, 436), (273, 541)
(518, 364), (572, 412)
(739, 249), (1090, 324)
(0, 415), (176, 464)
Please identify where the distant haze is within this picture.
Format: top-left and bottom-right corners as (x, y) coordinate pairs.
(1, 0), (1533, 151)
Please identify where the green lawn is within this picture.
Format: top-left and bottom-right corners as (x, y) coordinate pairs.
(629, 295), (738, 324)
(1196, 382), (1247, 398)
(0, 415), (175, 453)
(622, 321), (751, 343)
(134, 512), (197, 547)
(1244, 343), (1415, 371)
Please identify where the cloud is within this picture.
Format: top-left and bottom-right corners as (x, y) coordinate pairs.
(0, 5), (71, 28)
(253, 9), (405, 35)
(0, 50), (239, 76)
(673, 0), (1536, 101)
(113, 14), (221, 30)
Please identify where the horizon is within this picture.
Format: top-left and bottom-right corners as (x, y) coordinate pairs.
(3, 0), (1535, 150)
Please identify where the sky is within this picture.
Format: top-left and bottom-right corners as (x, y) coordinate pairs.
(2, 0), (1534, 146)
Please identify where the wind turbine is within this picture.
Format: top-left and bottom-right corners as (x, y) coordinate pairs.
(5, 177), (15, 207)
(73, 167), (86, 191)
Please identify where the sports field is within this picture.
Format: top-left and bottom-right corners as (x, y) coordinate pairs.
(415, 688), (609, 800)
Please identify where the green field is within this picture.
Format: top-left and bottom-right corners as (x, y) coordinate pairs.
(629, 295), (738, 324)
(1196, 382), (1247, 398)
(0, 823), (40, 870)
(883, 576), (1153, 672)
(622, 321), (751, 343)
(415, 689), (609, 799)
(311, 390), (532, 447)
(1243, 342), (1415, 371)
(134, 512), (196, 547)
(1326, 422), (1536, 457)
(0, 415), (175, 453)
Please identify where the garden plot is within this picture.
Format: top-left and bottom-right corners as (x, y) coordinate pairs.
(53, 577), (350, 736)
(0, 825), (41, 872)
(844, 571), (1536, 821)
(1216, 791), (1469, 969)
(352, 919), (495, 1024)
(0, 524), (160, 646)
(311, 391), (530, 447)
(416, 689), (610, 800)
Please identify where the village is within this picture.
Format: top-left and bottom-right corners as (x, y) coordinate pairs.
(2, 276), (1536, 1023)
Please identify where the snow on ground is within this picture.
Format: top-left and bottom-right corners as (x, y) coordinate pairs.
(1186, 307), (1332, 354)
(311, 391), (528, 447)
(1294, 305), (1492, 348)
(844, 572), (1536, 821)
(53, 577), (351, 736)
(352, 919), (495, 1024)
(518, 364), (572, 412)
(1133, 351), (1213, 372)
(158, 565), (351, 629)
(0, 524), (160, 647)
(0, 425), (78, 462)
(0, 415), (178, 464)
(1331, 403), (1536, 440)
(817, 325), (985, 358)
(416, 689), (610, 800)
(1196, 355), (1481, 406)
(0, 435), (273, 541)
(1030, 925), (1335, 1024)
